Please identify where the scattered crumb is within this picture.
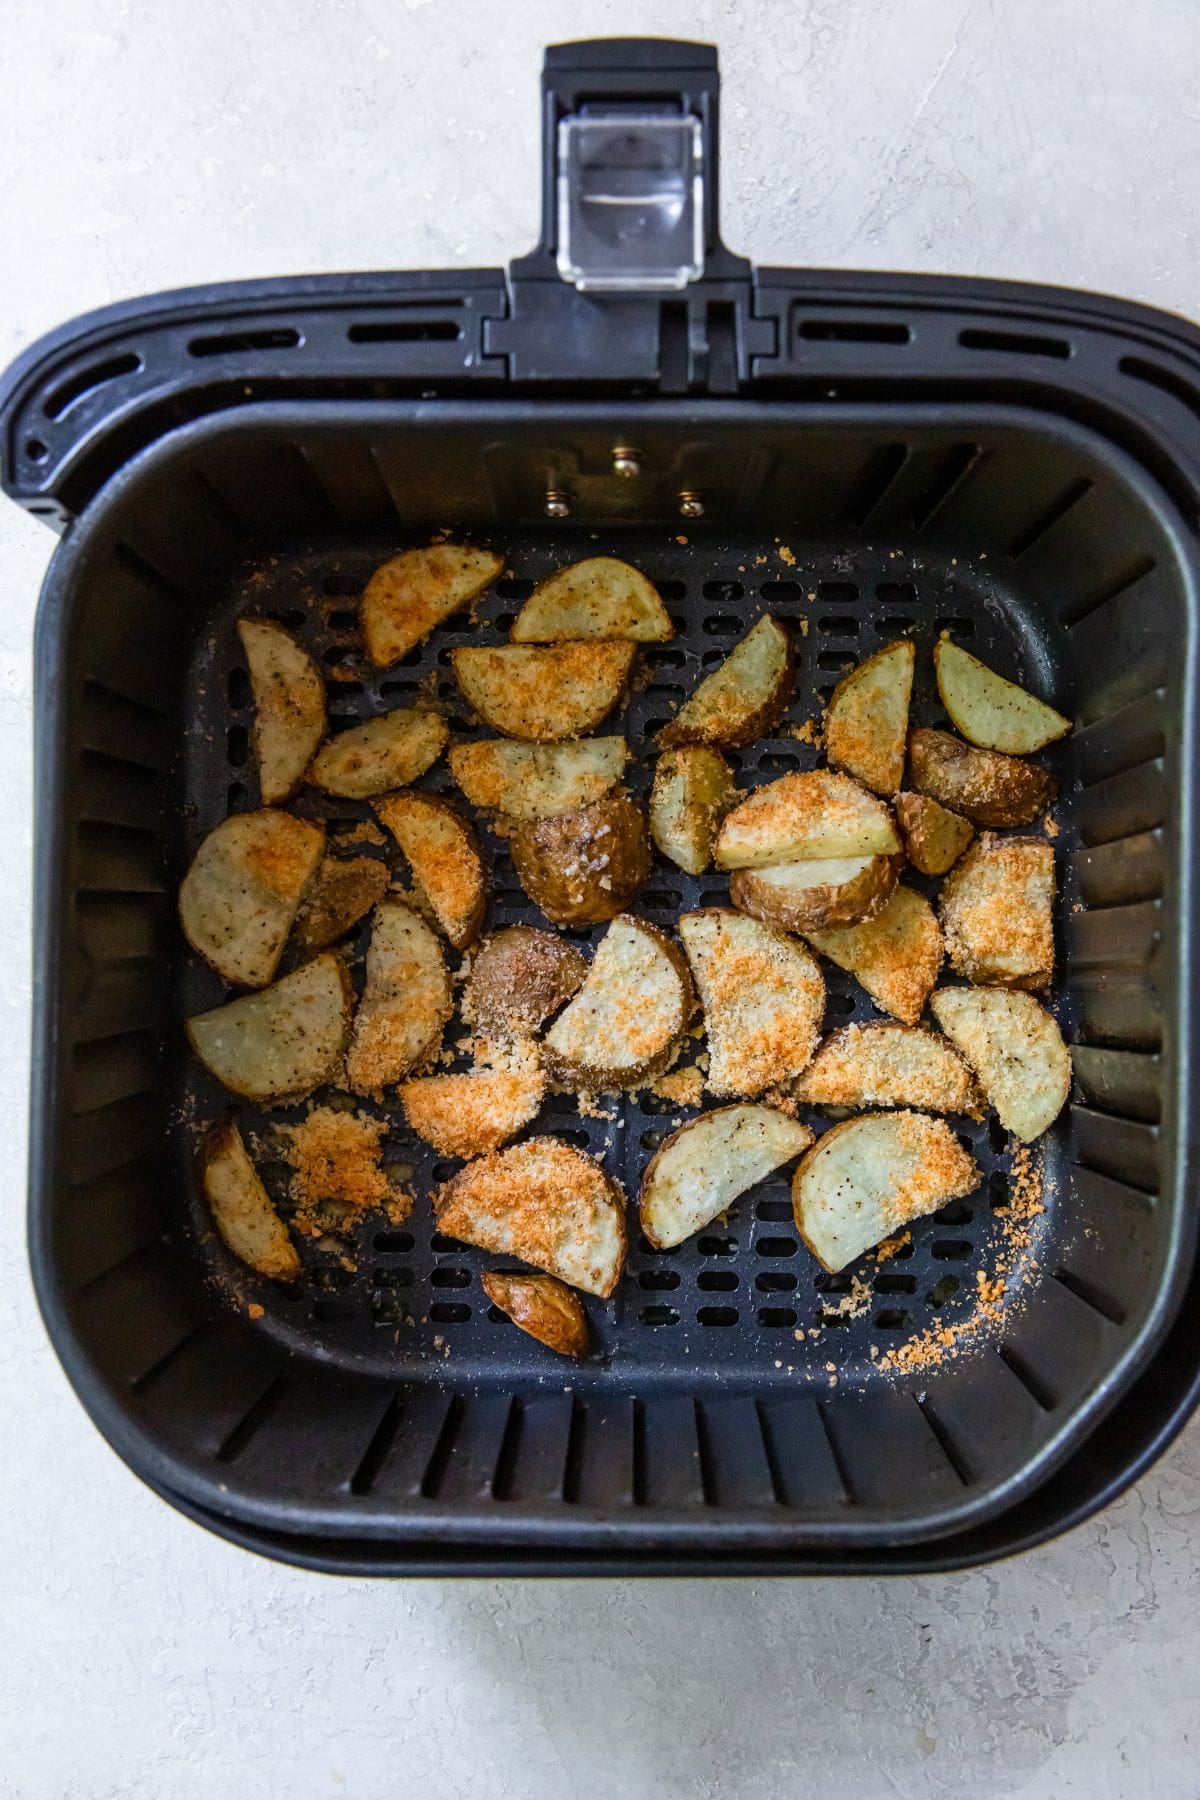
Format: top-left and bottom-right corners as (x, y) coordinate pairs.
(1043, 814), (1061, 838)
(754, 554), (768, 566)
(778, 545), (796, 566)
(787, 717), (821, 745)
(798, 616), (810, 637)
(334, 820), (387, 848)
(576, 1090), (618, 1121)
(651, 1065), (705, 1108)
(281, 1106), (403, 1225)
(762, 1086), (800, 1118)
(247, 1302), (265, 1320)
(1071, 901), (1084, 914)
(676, 534), (689, 545)
(873, 1230), (911, 1263)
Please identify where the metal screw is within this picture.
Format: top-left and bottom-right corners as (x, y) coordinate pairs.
(612, 446), (642, 479)
(678, 490), (705, 519)
(544, 489), (571, 519)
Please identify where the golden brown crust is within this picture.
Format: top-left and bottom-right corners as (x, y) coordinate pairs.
(511, 789), (651, 925)
(293, 854), (389, 954)
(805, 886), (943, 1026)
(481, 1270), (590, 1356)
(657, 616), (793, 749)
(451, 641), (635, 742)
(907, 728), (1057, 827)
(824, 639), (914, 795)
(511, 558), (672, 644)
(649, 745), (737, 874)
(729, 851), (902, 933)
(237, 619), (327, 806)
(894, 791), (974, 876)
(398, 1040), (546, 1158)
(939, 832), (1056, 988)
(361, 544), (503, 667)
(179, 810), (326, 989)
(461, 927), (588, 1036)
(542, 916), (695, 1091)
(374, 790), (487, 949)
(793, 1022), (979, 1112)
(345, 903), (452, 1095)
(199, 1119), (302, 1281)
(679, 908), (825, 1097)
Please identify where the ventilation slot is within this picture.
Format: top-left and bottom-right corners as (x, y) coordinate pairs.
(44, 351), (143, 420)
(959, 327), (1071, 360)
(188, 327), (301, 358)
(348, 320), (461, 343)
(798, 318), (910, 344)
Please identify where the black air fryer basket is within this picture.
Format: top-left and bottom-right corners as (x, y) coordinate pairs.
(8, 39), (1200, 1575)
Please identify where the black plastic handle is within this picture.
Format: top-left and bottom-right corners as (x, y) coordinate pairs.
(511, 37), (747, 284)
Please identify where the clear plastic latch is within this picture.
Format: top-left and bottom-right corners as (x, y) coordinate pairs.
(556, 111), (704, 293)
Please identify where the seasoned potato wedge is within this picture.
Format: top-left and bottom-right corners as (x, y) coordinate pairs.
(931, 987), (1071, 1143)
(730, 851), (900, 934)
(399, 1038), (545, 1159)
(649, 746), (737, 875)
(180, 809), (325, 988)
(436, 1137), (627, 1297)
(805, 885), (943, 1025)
(200, 1119), (301, 1281)
(511, 789), (651, 925)
(449, 736), (627, 822)
(374, 791), (486, 949)
(187, 952), (353, 1103)
(679, 909), (825, 1096)
(481, 1270), (590, 1357)
(658, 615), (793, 749)
(346, 902), (452, 1094)
(794, 1022), (978, 1113)
(824, 638), (914, 795)
(511, 557), (672, 643)
(641, 1104), (814, 1250)
(935, 634), (1071, 755)
(307, 707), (448, 799)
(908, 728), (1056, 827)
(544, 916), (694, 1091)
(293, 854), (389, 955)
(361, 543), (503, 667)
(462, 927), (588, 1036)
(793, 1111), (980, 1272)
(237, 619), (327, 805)
(894, 791), (974, 876)
(939, 833), (1056, 988)
(714, 770), (900, 869)
(451, 641), (635, 742)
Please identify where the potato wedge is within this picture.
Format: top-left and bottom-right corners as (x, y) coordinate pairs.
(435, 1137), (627, 1297)
(511, 789), (651, 926)
(658, 615), (793, 749)
(346, 902), (452, 1094)
(511, 558), (672, 643)
(361, 543), (503, 667)
(187, 952), (353, 1103)
(930, 987), (1071, 1143)
(793, 1111), (980, 1272)
(649, 746), (737, 875)
(307, 707), (448, 799)
(824, 638), (914, 795)
(805, 885), (942, 1025)
(449, 736), (627, 822)
(237, 619), (327, 805)
(640, 1104), (814, 1250)
(730, 852), (900, 934)
(908, 728), (1056, 827)
(679, 909), (825, 1096)
(399, 1038), (545, 1158)
(481, 1271), (590, 1357)
(461, 927), (588, 1036)
(292, 853), (389, 955)
(935, 634), (1072, 755)
(544, 916), (694, 1091)
(794, 1022), (978, 1113)
(714, 770), (900, 869)
(200, 1119), (301, 1281)
(180, 809), (325, 988)
(374, 791), (486, 949)
(939, 832), (1056, 988)
(451, 641), (635, 742)
(894, 791), (974, 876)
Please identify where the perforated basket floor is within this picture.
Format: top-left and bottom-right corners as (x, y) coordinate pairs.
(179, 526), (1077, 1416)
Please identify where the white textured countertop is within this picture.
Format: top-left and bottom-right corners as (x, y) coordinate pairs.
(3, 3), (1199, 1795)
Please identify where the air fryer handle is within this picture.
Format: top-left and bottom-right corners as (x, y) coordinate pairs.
(513, 37), (748, 289)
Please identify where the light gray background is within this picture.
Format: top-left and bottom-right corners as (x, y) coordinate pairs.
(3, 2), (1199, 1795)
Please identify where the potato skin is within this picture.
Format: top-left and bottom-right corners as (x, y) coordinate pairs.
(894, 791), (974, 876)
(907, 728), (1056, 828)
(462, 926), (588, 1036)
(374, 790), (487, 950)
(481, 1271), (590, 1357)
(511, 790), (652, 925)
(657, 621), (793, 750)
(729, 852), (902, 933)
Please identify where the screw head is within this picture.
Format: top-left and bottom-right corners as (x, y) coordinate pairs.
(544, 489), (570, 519)
(612, 447), (642, 480)
(678, 491), (705, 519)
